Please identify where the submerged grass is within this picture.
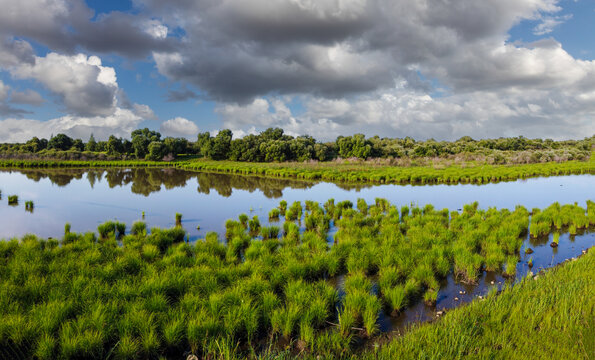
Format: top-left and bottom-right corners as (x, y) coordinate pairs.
(0, 199), (592, 359)
(367, 248), (595, 360)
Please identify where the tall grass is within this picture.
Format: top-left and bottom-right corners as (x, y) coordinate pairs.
(369, 248), (595, 360)
(0, 200), (592, 359)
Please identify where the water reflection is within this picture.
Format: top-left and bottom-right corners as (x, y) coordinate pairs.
(13, 168), (320, 198)
(1, 168), (593, 242)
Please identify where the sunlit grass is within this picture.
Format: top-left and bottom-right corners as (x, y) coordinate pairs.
(0, 200), (592, 359)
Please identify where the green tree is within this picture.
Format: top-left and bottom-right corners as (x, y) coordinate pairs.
(210, 129), (232, 160)
(131, 128), (161, 159)
(85, 134), (97, 152)
(23, 137), (42, 152)
(106, 135), (123, 156)
(72, 139), (84, 151)
(147, 141), (166, 161)
(48, 134), (73, 151)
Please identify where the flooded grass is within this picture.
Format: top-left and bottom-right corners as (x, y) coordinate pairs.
(7, 195), (18, 206)
(0, 199), (593, 359)
(369, 248), (594, 360)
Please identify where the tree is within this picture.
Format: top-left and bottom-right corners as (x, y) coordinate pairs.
(314, 143), (331, 161)
(86, 134), (97, 152)
(23, 137), (42, 152)
(131, 128), (161, 159)
(210, 129), (232, 160)
(48, 134), (73, 151)
(106, 135), (123, 156)
(147, 141), (166, 161)
(196, 132), (212, 157)
(72, 139), (84, 151)
(163, 137), (189, 157)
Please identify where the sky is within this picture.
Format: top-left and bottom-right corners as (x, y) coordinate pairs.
(0, 0), (594, 142)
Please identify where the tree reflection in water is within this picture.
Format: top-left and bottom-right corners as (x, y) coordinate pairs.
(6, 167), (371, 198)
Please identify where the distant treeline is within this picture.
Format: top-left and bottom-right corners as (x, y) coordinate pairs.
(0, 128), (592, 163)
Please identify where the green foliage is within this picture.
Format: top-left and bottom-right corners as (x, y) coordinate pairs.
(0, 199), (591, 359)
(370, 247), (595, 360)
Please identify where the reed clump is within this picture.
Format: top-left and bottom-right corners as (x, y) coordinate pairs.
(8, 195), (18, 205)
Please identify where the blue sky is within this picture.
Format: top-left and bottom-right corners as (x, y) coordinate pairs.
(0, 0), (594, 142)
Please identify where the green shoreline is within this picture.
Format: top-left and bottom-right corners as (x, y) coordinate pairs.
(1, 154), (594, 185)
(367, 248), (594, 360)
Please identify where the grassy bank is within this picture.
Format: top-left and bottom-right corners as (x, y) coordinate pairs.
(367, 248), (594, 360)
(0, 159), (173, 168)
(0, 199), (593, 359)
(179, 156), (595, 184)
(1, 152), (594, 185)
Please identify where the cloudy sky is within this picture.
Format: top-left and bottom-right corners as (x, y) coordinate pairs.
(0, 0), (594, 142)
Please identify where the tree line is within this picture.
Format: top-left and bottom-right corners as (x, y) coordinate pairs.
(0, 128), (592, 162)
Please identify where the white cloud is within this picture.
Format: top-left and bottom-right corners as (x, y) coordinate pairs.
(10, 52), (119, 116)
(160, 117), (199, 138)
(0, 108), (143, 142)
(132, 103), (158, 120)
(533, 14), (572, 35)
(143, 19), (168, 39)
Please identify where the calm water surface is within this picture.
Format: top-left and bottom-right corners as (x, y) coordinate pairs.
(0, 167), (594, 334)
(0, 167), (593, 240)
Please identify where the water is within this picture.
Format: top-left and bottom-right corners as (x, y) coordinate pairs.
(0, 167), (594, 335)
(0, 167), (593, 240)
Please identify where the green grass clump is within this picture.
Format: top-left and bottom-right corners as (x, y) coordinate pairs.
(8, 195), (18, 205)
(131, 221), (147, 236)
(25, 200), (34, 212)
(268, 208), (280, 220)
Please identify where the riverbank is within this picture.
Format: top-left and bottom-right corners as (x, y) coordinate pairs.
(1, 152), (594, 185)
(365, 248), (594, 360)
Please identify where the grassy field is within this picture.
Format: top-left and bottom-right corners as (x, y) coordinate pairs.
(1, 151), (594, 185)
(365, 248), (595, 360)
(0, 199), (593, 359)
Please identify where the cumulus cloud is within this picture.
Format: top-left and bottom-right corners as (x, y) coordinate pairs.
(1, 0), (594, 141)
(0, 108), (143, 142)
(216, 82), (595, 141)
(145, 0), (595, 139)
(160, 117), (199, 138)
(8, 52), (119, 117)
(146, 0), (568, 103)
(0, 37), (35, 68)
(0, 80), (32, 117)
(0, 0), (176, 58)
(10, 89), (45, 106)
(132, 103), (158, 120)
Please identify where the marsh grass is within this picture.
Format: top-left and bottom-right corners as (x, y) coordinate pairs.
(268, 208), (280, 220)
(8, 194), (18, 205)
(0, 199), (591, 359)
(369, 247), (595, 360)
(25, 200), (34, 212)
